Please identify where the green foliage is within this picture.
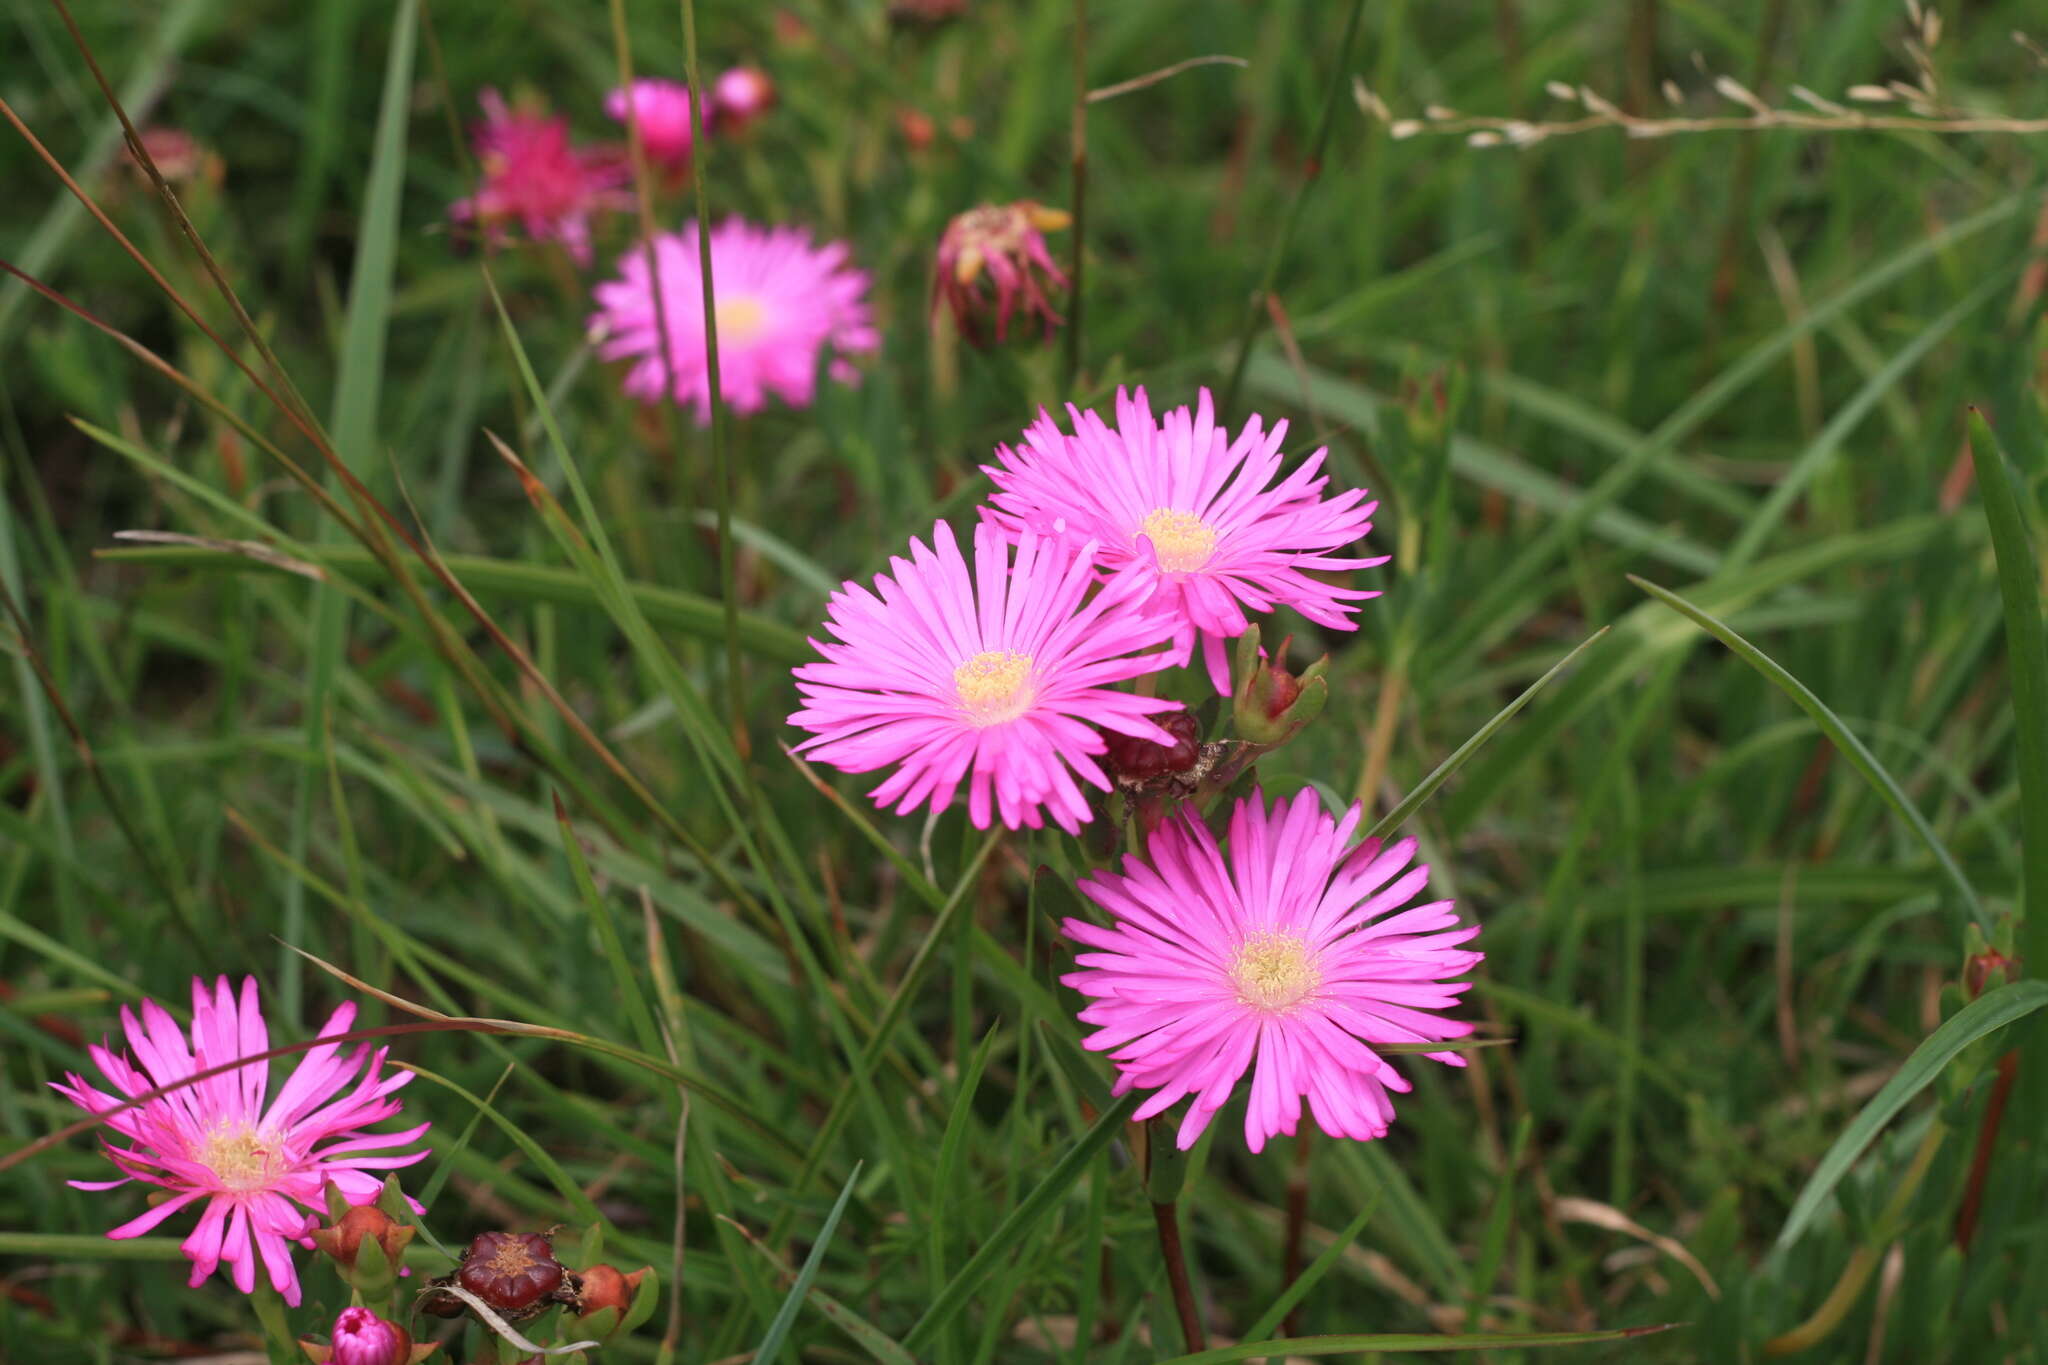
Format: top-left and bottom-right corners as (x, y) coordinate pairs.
(4, 1), (2048, 1361)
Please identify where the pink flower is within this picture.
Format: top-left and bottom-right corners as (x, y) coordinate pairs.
(983, 387), (1386, 691)
(316, 1306), (428, 1365)
(450, 90), (631, 265)
(1061, 788), (1480, 1151)
(604, 78), (703, 165)
(789, 519), (1183, 832)
(711, 66), (776, 131)
(590, 218), (878, 422)
(52, 977), (429, 1307)
(933, 201), (1071, 344)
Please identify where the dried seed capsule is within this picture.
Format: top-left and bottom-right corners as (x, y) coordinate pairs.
(455, 1231), (566, 1318)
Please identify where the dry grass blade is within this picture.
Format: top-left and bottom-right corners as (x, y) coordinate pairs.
(1551, 1196), (1722, 1300)
(1087, 54), (1248, 103)
(110, 531), (326, 581)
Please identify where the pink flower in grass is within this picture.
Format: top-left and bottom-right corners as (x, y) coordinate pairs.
(1062, 788), (1480, 1151)
(450, 90), (631, 265)
(790, 519), (1183, 832)
(52, 977), (429, 1306)
(590, 218), (877, 422)
(984, 387), (1385, 692)
(604, 78), (704, 165)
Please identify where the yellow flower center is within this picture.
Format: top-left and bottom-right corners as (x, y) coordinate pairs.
(714, 294), (770, 341)
(1230, 931), (1320, 1014)
(1139, 508), (1219, 573)
(197, 1124), (283, 1192)
(954, 650), (1035, 725)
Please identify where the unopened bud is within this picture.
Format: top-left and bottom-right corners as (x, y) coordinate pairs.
(300, 1307), (437, 1365)
(575, 1263), (650, 1317)
(1964, 946), (2017, 999)
(712, 67), (776, 132)
(1232, 632), (1328, 745)
(313, 1200), (415, 1274)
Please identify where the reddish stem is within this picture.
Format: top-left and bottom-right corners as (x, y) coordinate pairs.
(1954, 1049), (2019, 1251)
(1152, 1199), (1206, 1353)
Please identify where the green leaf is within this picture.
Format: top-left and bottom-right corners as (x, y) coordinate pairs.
(1365, 626), (1607, 840)
(1628, 574), (1990, 935)
(752, 1162), (863, 1365)
(1239, 1196), (1379, 1345)
(1773, 979), (2048, 1254)
(1969, 410), (2048, 967)
(903, 1092), (1144, 1352)
(96, 541), (810, 663)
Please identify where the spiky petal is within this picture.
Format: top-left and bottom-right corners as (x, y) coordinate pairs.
(790, 519), (1184, 833)
(984, 386), (1386, 690)
(52, 977), (429, 1307)
(590, 217), (877, 423)
(1061, 788), (1480, 1151)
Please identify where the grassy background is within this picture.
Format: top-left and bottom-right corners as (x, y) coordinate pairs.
(4, 0), (2048, 1360)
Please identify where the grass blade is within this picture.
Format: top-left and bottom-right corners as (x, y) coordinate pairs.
(1628, 574), (1989, 934)
(1772, 979), (2048, 1253)
(752, 1162), (864, 1365)
(903, 1092), (1143, 1352)
(1968, 409), (2048, 965)
(1364, 627), (1607, 838)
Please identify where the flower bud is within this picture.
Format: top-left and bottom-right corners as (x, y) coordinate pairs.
(712, 67), (776, 132)
(575, 1263), (650, 1317)
(1103, 711), (1200, 782)
(299, 1307), (437, 1365)
(1231, 632), (1328, 746)
(312, 1200), (415, 1275)
(933, 201), (1070, 345)
(1964, 946), (2017, 1000)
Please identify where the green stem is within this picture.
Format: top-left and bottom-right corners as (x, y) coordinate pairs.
(679, 0), (747, 755)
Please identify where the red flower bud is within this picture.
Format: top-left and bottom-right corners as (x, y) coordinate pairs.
(575, 1263), (651, 1318)
(312, 1202), (415, 1272)
(1964, 947), (2017, 999)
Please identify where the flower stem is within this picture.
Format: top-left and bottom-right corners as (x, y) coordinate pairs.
(678, 0), (748, 757)
(1281, 1126), (1312, 1337)
(1062, 0), (1088, 392)
(1217, 0), (1365, 417)
(1151, 1196), (1206, 1354)
(1954, 1049), (2019, 1251)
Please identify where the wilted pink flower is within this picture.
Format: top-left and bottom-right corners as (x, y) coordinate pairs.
(52, 977), (428, 1307)
(984, 387), (1385, 691)
(711, 66), (776, 130)
(604, 78), (703, 166)
(933, 201), (1070, 344)
(590, 217), (877, 422)
(450, 90), (630, 265)
(1063, 788), (1480, 1151)
(790, 519), (1183, 832)
(302, 1306), (436, 1364)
